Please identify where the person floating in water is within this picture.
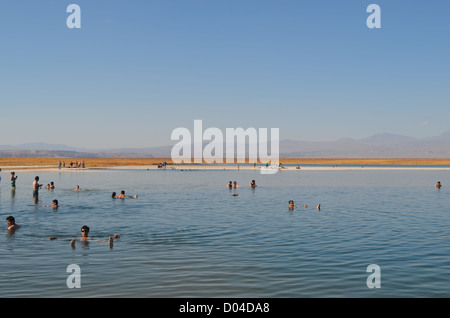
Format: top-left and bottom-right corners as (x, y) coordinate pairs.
(232, 181), (240, 188)
(227, 181), (232, 188)
(6, 216), (20, 232)
(74, 185), (81, 191)
(249, 180), (257, 188)
(435, 181), (442, 189)
(49, 225), (120, 248)
(116, 190), (138, 199)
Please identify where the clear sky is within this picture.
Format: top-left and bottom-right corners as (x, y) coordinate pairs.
(1, 0), (449, 149)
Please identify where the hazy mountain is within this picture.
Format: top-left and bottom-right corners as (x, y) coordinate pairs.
(359, 133), (419, 145)
(0, 142), (79, 151)
(2, 130), (450, 158)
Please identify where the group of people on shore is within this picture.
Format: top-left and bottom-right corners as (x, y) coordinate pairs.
(58, 160), (86, 169)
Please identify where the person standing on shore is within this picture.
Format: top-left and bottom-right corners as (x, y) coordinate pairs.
(10, 172), (18, 189)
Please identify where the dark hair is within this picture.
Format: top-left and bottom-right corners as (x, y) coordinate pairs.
(289, 200), (294, 204)
(6, 216), (15, 223)
(81, 225), (90, 233)
(35, 176), (39, 180)
(121, 190), (125, 194)
(53, 199), (58, 205)
(112, 192), (116, 198)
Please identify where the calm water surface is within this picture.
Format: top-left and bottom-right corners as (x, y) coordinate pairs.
(1, 167), (449, 297)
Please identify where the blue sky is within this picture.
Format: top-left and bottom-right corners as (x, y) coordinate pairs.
(1, 0), (449, 149)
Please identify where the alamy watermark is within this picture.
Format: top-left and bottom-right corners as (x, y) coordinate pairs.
(366, 264), (381, 288)
(171, 120), (279, 171)
(66, 264), (81, 288)
(65, 4), (381, 30)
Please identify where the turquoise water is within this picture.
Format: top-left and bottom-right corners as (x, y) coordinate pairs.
(1, 168), (449, 297)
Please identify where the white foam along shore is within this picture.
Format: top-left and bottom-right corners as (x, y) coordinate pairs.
(2, 164), (450, 173)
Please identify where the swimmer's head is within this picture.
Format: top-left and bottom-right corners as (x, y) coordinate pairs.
(6, 216), (15, 224)
(81, 225), (90, 235)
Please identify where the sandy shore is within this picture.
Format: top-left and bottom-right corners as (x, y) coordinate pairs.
(1, 157), (450, 172)
(2, 163), (450, 173)
(2, 157), (450, 167)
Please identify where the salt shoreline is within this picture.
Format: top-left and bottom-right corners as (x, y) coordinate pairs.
(1, 164), (450, 173)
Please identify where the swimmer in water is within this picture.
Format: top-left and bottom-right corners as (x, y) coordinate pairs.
(435, 181), (442, 189)
(43, 199), (59, 209)
(249, 180), (257, 188)
(232, 181), (240, 188)
(49, 225), (120, 248)
(74, 185), (80, 191)
(289, 200), (297, 210)
(6, 216), (20, 231)
(227, 181), (232, 188)
(116, 190), (138, 199)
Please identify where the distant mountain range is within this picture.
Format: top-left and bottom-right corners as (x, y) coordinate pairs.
(2, 131), (450, 158)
